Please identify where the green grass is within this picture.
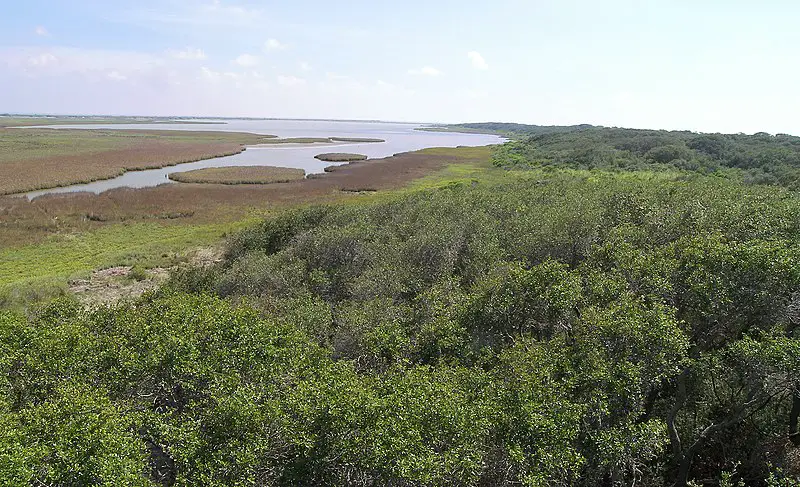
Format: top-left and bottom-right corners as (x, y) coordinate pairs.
(0, 219), (255, 293)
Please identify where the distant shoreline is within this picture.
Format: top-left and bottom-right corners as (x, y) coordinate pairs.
(0, 114), (430, 126)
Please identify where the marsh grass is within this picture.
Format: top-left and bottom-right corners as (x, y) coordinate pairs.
(314, 153), (368, 162)
(169, 166), (305, 184)
(0, 128), (274, 194)
(0, 128), (388, 194)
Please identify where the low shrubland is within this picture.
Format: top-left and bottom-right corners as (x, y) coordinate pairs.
(3, 160), (798, 485)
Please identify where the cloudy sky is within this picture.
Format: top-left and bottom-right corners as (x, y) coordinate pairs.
(2, 0), (799, 133)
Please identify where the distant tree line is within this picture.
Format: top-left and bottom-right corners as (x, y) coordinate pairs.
(481, 124), (800, 189)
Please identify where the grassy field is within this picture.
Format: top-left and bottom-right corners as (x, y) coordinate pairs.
(0, 145), (496, 305)
(168, 166), (305, 184)
(0, 219), (256, 307)
(0, 128), (275, 194)
(314, 152), (368, 162)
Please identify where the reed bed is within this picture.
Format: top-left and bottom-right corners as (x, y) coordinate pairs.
(168, 166), (305, 184)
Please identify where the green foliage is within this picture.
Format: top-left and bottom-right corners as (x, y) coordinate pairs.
(464, 260), (583, 344)
(129, 265), (148, 281)
(163, 168), (800, 485)
(491, 125), (800, 189)
(3, 130), (800, 485)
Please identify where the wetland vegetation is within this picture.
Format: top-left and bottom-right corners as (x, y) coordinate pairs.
(314, 152), (368, 162)
(168, 166), (305, 184)
(0, 128), (273, 194)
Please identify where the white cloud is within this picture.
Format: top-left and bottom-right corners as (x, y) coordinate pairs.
(28, 53), (58, 67)
(458, 88), (488, 100)
(265, 38), (286, 50)
(468, 51), (488, 70)
(107, 70), (127, 81)
(317, 72), (365, 93)
(376, 79), (415, 96)
(123, 1), (264, 27)
(168, 47), (207, 60)
(201, 66), (248, 85)
(200, 66), (220, 80)
(0, 46), (453, 122)
(233, 53), (259, 66)
(3, 47), (164, 79)
(299, 61), (312, 71)
(408, 66), (442, 77)
(325, 72), (350, 81)
(277, 75), (306, 87)
(34, 26), (49, 37)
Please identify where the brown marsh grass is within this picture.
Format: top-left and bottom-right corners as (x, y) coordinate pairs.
(168, 166), (305, 184)
(314, 153), (368, 162)
(0, 128), (273, 194)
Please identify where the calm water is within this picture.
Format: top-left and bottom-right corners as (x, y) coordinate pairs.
(23, 120), (503, 199)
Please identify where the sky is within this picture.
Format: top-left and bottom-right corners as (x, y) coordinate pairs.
(1, 0), (799, 134)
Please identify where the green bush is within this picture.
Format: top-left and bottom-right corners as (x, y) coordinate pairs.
(3, 135), (800, 485)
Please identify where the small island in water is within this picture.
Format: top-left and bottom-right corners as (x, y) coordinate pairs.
(314, 153), (369, 162)
(168, 166), (305, 184)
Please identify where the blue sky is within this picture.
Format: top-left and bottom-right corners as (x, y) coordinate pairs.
(1, 0), (799, 133)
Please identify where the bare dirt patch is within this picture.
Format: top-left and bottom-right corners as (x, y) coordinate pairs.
(67, 247), (225, 305)
(69, 266), (168, 305)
